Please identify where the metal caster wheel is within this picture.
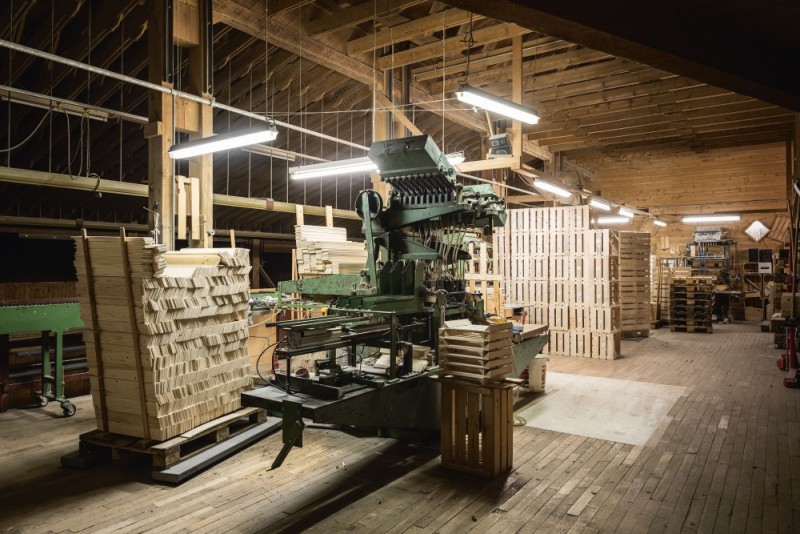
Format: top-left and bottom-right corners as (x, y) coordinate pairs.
(62, 403), (76, 417)
(36, 394), (49, 407)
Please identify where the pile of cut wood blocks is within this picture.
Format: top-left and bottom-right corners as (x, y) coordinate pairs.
(669, 275), (714, 333)
(618, 231), (651, 338)
(74, 235), (253, 441)
(295, 225), (367, 276)
(438, 319), (513, 384)
(494, 206), (622, 359)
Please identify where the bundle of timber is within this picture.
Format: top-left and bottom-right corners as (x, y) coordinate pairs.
(438, 319), (513, 384)
(494, 207), (621, 359)
(73, 234), (252, 441)
(669, 275), (714, 333)
(295, 225), (367, 276)
(618, 231), (651, 337)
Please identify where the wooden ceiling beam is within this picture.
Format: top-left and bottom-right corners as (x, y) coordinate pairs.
(214, 0), (487, 134)
(377, 22), (530, 70)
(307, 0), (427, 37)
(346, 8), (479, 55)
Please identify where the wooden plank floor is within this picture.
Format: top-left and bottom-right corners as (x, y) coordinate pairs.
(1, 322), (799, 533)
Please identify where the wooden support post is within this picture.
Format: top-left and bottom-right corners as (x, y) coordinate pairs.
(295, 205), (304, 226)
(229, 229), (236, 248)
(510, 35), (523, 170)
(177, 176), (187, 239)
(190, 177), (201, 241)
(325, 205), (334, 228)
(187, 0), (213, 248)
(148, 0), (175, 250)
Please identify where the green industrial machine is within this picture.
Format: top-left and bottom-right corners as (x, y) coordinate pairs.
(0, 301), (84, 416)
(242, 135), (527, 467)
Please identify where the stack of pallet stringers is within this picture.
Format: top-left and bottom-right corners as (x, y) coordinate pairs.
(74, 234), (252, 441)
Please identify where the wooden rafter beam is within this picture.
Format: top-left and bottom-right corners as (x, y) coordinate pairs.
(347, 8), (480, 55)
(307, 0), (427, 37)
(377, 23), (530, 70)
(213, 0), (488, 134)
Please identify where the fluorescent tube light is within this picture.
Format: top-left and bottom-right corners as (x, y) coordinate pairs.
(618, 207), (635, 218)
(596, 216), (630, 224)
(290, 156), (377, 180)
(589, 198), (611, 211)
(445, 152), (466, 165)
(456, 84), (540, 125)
(534, 179), (572, 198)
(242, 145), (296, 162)
(169, 125), (278, 159)
(653, 219), (668, 227)
(681, 214), (740, 223)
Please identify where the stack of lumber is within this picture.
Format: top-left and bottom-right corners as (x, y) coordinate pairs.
(74, 235), (252, 440)
(438, 319), (513, 383)
(295, 225), (367, 275)
(669, 275), (714, 333)
(618, 231), (651, 337)
(494, 207), (621, 359)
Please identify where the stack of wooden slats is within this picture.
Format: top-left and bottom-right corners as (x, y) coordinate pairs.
(618, 231), (651, 337)
(438, 319), (513, 383)
(74, 236), (252, 441)
(493, 207), (622, 359)
(295, 225), (367, 276)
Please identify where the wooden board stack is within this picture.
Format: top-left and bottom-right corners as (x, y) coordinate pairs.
(669, 275), (714, 333)
(74, 236), (253, 441)
(618, 231), (651, 337)
(295, 225), (367, 276)
(438, 319), (513, 383)
(465, 240), (504, 315)
(493, 206), (621, 359)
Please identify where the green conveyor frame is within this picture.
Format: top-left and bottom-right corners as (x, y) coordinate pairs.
(0, 302), (84, 416)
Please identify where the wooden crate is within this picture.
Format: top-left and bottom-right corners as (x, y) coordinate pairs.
(439, 320), (513, 384)
(440, 377), (514, 477)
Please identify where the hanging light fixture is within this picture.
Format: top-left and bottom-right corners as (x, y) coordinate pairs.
(445, 152), (466, 165)
(455, 85), (540, 125)
(596, 216), (630, 225)
(291, 153), (467, 180)
(589, 198), (612, 211)
(290, 157), (377, 180)
(681, 214), (740, 223)
(169, 124), (278, 159)
(534, 179), (572, 198)
(618, 207), (635, 218)
(653, 219), (668, 227)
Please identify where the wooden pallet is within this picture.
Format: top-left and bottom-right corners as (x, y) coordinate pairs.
(63, 407), (267, 471)
(670, 325), (713, 334)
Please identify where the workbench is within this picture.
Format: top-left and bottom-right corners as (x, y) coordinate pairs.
(0, 300), (84, 416)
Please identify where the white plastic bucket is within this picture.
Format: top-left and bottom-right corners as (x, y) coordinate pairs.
(529, 354), (548, 392)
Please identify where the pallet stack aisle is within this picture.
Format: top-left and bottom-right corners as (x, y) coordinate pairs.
(669, 275), (714, 333)
(618, 231), (651, 337)
(494, 206), (621, 359)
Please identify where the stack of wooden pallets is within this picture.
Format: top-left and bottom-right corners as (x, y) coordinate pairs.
(618, 231), (651, 337)
(295, 225), (367, 275)
(669, 275), (714, 333)
(438, 319), (513, 384)
(493, 206), (621, 359)
(74, 235), (253, 441)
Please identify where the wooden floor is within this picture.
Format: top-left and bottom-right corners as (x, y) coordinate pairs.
(1, 322), (799, 533)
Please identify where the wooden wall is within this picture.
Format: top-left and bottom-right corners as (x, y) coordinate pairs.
(572, 142), (789, 252)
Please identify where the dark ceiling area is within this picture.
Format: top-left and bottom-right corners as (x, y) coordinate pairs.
(0, 0), (796, 238)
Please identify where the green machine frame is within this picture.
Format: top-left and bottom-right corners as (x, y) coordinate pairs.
(0, 302), (84, 416)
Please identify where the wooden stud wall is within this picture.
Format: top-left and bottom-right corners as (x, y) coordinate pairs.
(494, 206), (621, 359)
